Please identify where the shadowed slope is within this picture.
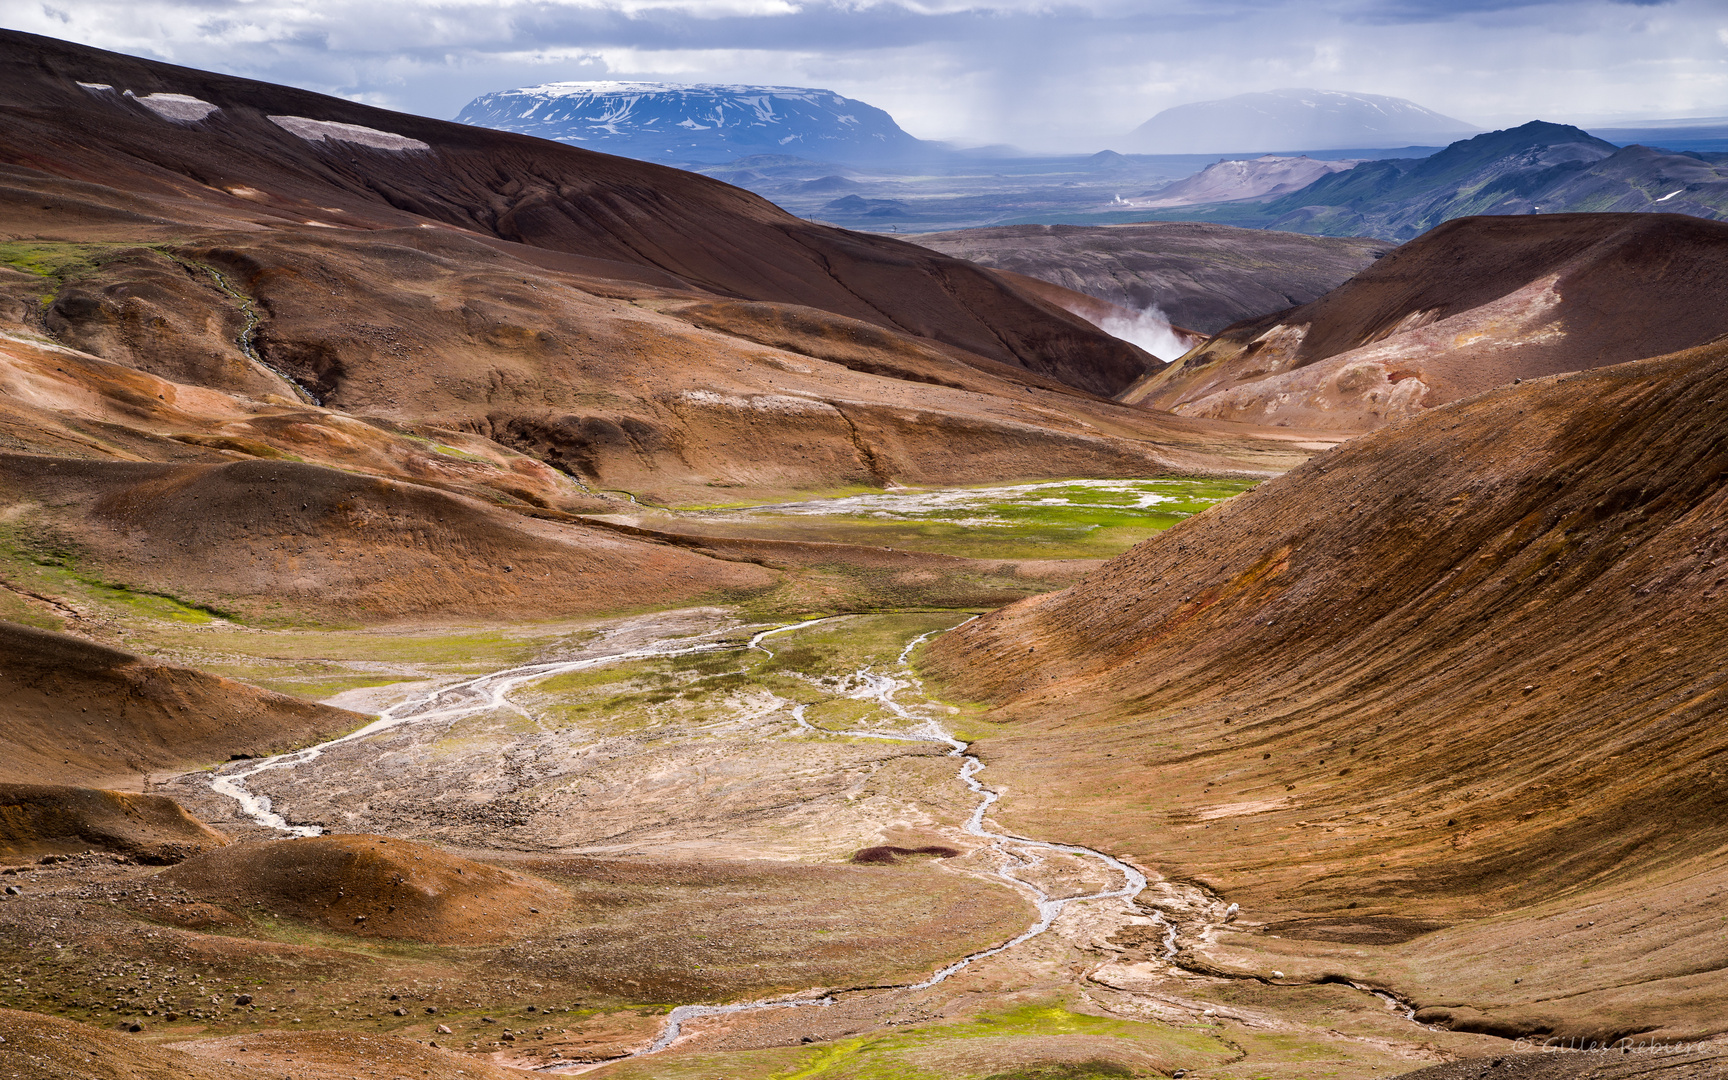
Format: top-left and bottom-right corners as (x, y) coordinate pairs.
(1125, 213), (1728, 430)
(929, 339), (1728, 1039)
(0, 621), (363, 788)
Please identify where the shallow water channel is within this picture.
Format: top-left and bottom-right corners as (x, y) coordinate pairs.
(607, 476), (1256, 559)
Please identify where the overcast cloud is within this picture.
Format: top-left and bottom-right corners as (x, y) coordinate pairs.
(10, 0), (1727, 150)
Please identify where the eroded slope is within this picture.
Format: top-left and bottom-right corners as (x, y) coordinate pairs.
(1126, 213), (1728, 430)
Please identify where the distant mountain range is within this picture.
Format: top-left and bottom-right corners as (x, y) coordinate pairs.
(454, 82), (933, 164)
(450, 81), (1728, 240)
(1153, 121), (1728, 239)
(1123, 89), (1477, 154)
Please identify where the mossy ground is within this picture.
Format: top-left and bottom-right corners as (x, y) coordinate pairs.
(612, 478), (1256, 561)
(516, 612), (968, 744)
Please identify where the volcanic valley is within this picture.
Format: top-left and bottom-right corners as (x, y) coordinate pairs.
(2, 28), (1728, 1080)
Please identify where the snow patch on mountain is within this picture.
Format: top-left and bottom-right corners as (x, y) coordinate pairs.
(269, 116), (429, 152)
(129, 91), (218, 122)
(456, 82), (929, 164)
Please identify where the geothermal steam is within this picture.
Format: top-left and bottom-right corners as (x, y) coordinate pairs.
(1098, 305), (1191, 362)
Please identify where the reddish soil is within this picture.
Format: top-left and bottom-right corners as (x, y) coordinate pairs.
(0, 621), (362, 789)
(850, 844), (963, 864)
(0, 1008), (528, 1080)
(929, 337), (1728, 1040)
(0, 452), (778, 624)
(0, 29), (1151, 397)
(160, 835), (565, 944)
(0, 784), (227, 863)
(1129, 214), (1728, 429)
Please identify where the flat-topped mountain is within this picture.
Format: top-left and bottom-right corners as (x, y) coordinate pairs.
(1124, 88), (1476, 154)
(455, 81), (932, 164)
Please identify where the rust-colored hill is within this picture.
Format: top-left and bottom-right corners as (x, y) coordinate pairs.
(160, 834), (565, 944)
(928, 338), (1728, 1040)
(1125, 214), (1728, 430)
(0, 452), (778, 623)
(0, 783), (226, 862)
(0, 620), (363, 788)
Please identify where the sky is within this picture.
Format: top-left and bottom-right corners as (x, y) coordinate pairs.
(10, 0), (1728, 151)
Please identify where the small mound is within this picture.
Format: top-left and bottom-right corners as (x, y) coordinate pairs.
(0, 620), (364, 788)
(0, 783), (226, 863)
(851, 844), (962, 865)
(158, 834), (564, 944)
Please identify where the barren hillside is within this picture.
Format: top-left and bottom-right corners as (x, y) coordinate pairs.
(1124, 213), (1728, 430)
(930, 337), (1728, 1041)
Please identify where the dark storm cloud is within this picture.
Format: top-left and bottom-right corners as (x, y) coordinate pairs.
(8, 0), (1724, 150)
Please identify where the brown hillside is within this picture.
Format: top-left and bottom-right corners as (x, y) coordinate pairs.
(912, 222), (1391, 334)
(0, 783), (226, 863)
(1125, 214), (1728, 430)
(0, 453), (779, 623)
(0, 31), (1313, 509)
(928, 339), (1728, 1040)
(0, 620), (363, 788)
(159, 834), (565, 944)
(0, 29), (1151, 398)
(0, 325), (607, 514)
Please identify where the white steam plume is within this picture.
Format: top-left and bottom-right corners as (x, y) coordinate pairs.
(1098, 304), (1191, 362)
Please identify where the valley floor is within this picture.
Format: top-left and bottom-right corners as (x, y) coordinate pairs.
(0, 479), (1538, 1080)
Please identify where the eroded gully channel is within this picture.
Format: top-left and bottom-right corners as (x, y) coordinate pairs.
(203, 615), (1411, 1065)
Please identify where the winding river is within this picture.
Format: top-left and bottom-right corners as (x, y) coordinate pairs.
(205, 615), (1160, 1065)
